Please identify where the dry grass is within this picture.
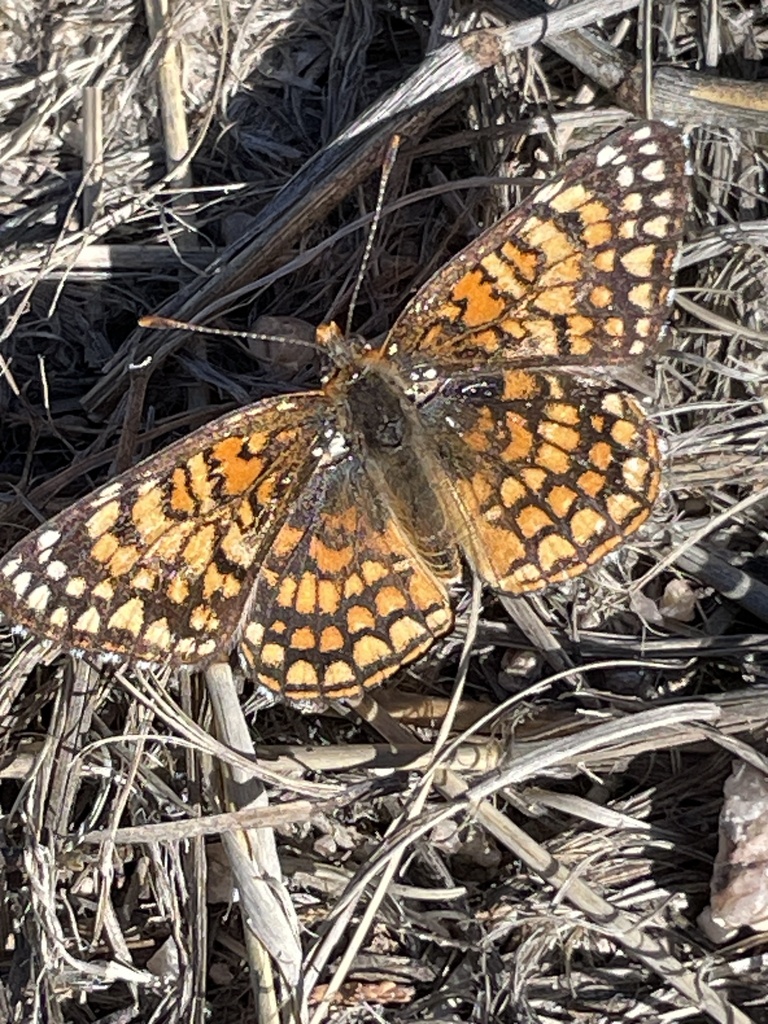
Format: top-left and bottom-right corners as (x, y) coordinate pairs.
(1, 0), (768, 1021)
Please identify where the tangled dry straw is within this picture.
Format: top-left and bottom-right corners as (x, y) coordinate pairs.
(1, 0), (768, 1022)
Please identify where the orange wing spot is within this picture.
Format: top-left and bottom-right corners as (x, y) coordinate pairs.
(237, 499), (255, 529)
(261, 642), (285, 669)
(593, 249), (615, 272)
(451, 270), (505, 326)
(203, 564), (241, 600)
(606, 493), (642, 524)
(109, 544), (141, 577)
(107, 598), (144, 636)
(182, 525), (217, 577)
(589, 285), (613, 309)
(501, 414), (534, 461)
(132, 488), (170, 544)
(579, 200), (611, 225)
(408, 571), (445, 613)
(628, 283), (654, 310)
(323, 660), (357, 690)
(255, 476), (277, 506)
(317, 579), (342, 614)
(347, 604), (376, 634)
(501, 240), (539, 280)
(589, 441), (613, 470)
(220, 522), (253, 567)
(343, 573), (364, 599)
(277, 575), (298, 608)
(535, 443), (571, 474)
(499, 318), (528, 340)
(500, 477), (527, 508)
(291, 626), (317, 650)
(186, 452), (214, 504)
(352, 635), (391, 668)
(550, 184), (588, 213)
(167, 576), (190, 604)
(154, 523), (194, 561)
(211, 437), (264, 495)
(375, 585), (407, 616)
(618, 220), (637, 240)
(469, 472), (494, 504)
(502, 370), (541, 401)
(480, 251), (528, 300)
(310, 537), (353, 574)
(520, 468), (548, 492)
(532, 284), (576, 315)
(85, 500), (121, 539)
(144, 618), (172, 650)
(500, 562), (543, 591)
(605, 318), (624, 338)
(546, 485), (578, 517)
(537, 535), (577, 573)
(577, 470), (606, 497)
(545, 402), (580, 426)
(570, 509), (607, 545)
(539, 231), (577, 269)
(319, 626), (345, 653)
(170, 468), (196, 514)
(389, 616), (424, 651)
(611, 419), (639, 448)
(516, 505), (554, 539)
(271, 524), (305, 558)
(286, 660), (319, 689)
(91, 533), (119, 564)
(538, 422), (580, 452)
(620, 244), (656, 278)
(295, 572), (318, 614)
(622, 192), (643, 213)
(361, 559), (389, 586)
(189, 604), (219, 632)
(469, 329), (504, 354)
(583, 222), (613, 247)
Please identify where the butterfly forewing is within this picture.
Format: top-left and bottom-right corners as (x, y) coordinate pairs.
(384, 122), (686, 373)
(0, 394), (333, 665)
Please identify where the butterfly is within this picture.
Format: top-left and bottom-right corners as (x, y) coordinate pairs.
(0, 121), (686, 704)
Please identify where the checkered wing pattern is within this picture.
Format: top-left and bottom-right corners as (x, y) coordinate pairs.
(238, 460), (453, 702)
(384, 122), (686, 372)
(422, 369), (660, 592)
(0, 395), (332, 665)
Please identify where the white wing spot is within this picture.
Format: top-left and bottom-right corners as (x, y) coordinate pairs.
(27, 585), (51, 612)
(641, 160), (666, 183)
(45, 560), (69, 581)
(37, 530), (61, 552)
(11, 571), (32, 597)
(596, 144), (619, 167)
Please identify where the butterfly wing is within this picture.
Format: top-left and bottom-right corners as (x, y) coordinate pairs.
(384, 122), (686, 373)
(238, 456), (453, 703)
(420, 368), (660, 592)
(0, 393), (335, 666)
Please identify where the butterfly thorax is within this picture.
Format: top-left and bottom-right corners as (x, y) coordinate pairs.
(331, 356), (460, 581)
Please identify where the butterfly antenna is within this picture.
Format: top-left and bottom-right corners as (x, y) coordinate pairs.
(345, 134), (401, 338)
(138, 315), (324, 353)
